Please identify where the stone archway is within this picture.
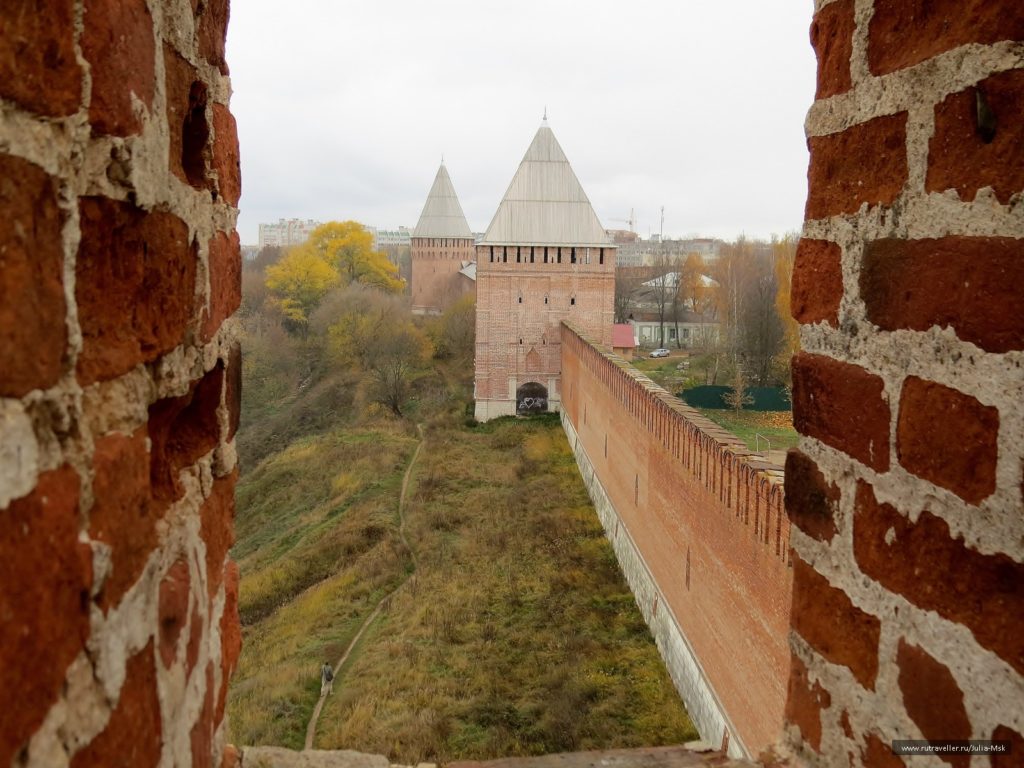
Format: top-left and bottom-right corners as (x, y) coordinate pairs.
(516, 381), (548, 415)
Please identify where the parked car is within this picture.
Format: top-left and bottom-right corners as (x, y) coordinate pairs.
(650, 348), (670, 358)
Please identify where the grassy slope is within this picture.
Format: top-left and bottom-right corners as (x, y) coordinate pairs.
(228, 350), (695, 758)
(315, 416), (695, 761)
(229, 423), (418, 747)
(697, 409), (799, 452)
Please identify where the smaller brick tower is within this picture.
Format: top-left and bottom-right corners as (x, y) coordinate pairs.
(474, 121), (616, 421)
(409, 164), (476, 315)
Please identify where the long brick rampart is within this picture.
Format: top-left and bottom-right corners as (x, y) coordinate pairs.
(560, 324), (791, 759)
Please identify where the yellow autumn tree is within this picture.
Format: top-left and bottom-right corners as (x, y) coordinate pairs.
(773, 233), (800, 360)
(306, 221), (403, 293)
(265, 221), (404, 332)
(264, 247), (340, 330)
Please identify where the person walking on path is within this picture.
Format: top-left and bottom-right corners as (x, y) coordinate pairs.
(320, 662), (334, 697)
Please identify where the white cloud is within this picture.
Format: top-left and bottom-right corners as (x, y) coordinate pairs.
(227, 0), (816, 243)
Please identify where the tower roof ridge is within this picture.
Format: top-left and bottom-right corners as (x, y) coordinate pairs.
(412, 163), (473, 239)
(481, 125), (612, 246)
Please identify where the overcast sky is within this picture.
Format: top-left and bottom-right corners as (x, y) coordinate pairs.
(226, 1), (816, 245)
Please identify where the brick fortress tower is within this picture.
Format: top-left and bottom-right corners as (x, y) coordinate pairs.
(409, 163), (476, 315)
(474, 121), (616, 421)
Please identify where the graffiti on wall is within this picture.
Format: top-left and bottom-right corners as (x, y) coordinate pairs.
(517, 382), (548, 415)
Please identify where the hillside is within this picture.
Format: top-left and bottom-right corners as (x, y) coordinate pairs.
(228, 348), (695, 761)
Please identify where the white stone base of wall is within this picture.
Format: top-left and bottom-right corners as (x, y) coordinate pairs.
(561, 412), (749, 761)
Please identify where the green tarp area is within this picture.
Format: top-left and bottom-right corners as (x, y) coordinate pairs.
(680, 386), (791, 411)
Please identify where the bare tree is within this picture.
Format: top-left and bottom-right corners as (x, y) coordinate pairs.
(368, 324), (430, 416)
(648, 253), (679, 346)
(722, 366), (755, 412)
(614, 270), (642, 323)
(712, 237), (787, 386)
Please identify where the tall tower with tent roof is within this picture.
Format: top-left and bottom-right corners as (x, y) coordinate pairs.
(473, 121), (616, 422)
(409, 163), (476, 315)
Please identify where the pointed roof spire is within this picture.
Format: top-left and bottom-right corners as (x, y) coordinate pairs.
(412, 164), (473, 239)
(481, 124), (612, 246)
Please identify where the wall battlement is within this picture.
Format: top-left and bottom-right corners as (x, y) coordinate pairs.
(560, 323), (791, 758)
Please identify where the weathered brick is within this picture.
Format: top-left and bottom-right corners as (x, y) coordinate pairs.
(165, 45), (210, 189)
(158, 558), (190, 669)
(927, 70), (1024, 205)
(149, 363), (224, 503)
(212, 103), (241, 205)
(82, 0), (155, 136)
(868, 0), (1024, 76)
(805, 113), (908, 220)
(186, 602), (203, 677)
(226, 342), (242, 440)
(0, 154), (67, 397)
(89, 428), (159, 611)
(202, 470), (237, 599)
(217, 560), (241, 725)
(70, 641), (161, 768)
(854, 482), (1024, 675)
(202, 230), (241, 342)
(861, 237), (1024, 354)
(784, 450), (839, 542)
(791, 239), (842, 327)
(791, 556), (880, 690)
(896, 640), (970, 768)
(76, 197), (196, 384)
(792, 353), (890, 472)
(862, 734), (905, 767)
(810, 0), (854, 99)
(0, 0), (81, 116)
(197, 0), (231, 75)
(785, 654), (831, 753)
(0, 467), (91, 768)
(991, 725), (1024, 768)
(896, 377), (998, 504)
(191, 664), (215, 768)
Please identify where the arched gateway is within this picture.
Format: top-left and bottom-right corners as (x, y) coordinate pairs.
(516, 382), (548, 415)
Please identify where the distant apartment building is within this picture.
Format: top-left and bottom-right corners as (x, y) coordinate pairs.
(616, 236), (723, 267)
(366, 226), (412, 250)
(241, 244), (260, 262)
(257, 218), (323, 249)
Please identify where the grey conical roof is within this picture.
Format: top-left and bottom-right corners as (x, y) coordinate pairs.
(481, 124), (612, 246)
(412, 164), (473, 239)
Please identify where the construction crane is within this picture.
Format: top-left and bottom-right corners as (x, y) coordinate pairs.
(609, 208), (636, 233)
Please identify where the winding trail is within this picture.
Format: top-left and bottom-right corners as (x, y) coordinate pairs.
(303, 425), (425, 750)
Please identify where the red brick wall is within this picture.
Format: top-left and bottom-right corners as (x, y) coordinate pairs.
(787, 2), (1024, 764)
(410, 236), (476, 314)
(475, 245), (615, 419)
(0, 1), (241, 766)
(561, 325), (791, 756)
